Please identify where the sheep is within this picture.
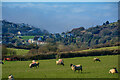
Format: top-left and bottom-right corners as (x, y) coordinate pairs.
(109, 68), (118, 74)
(29, 62), (39, 68)
(4, 58), (11, 61)
(70, 64), (82, 72)
(56, 59), (64, 66)
(93, 58), (100, 62)
(32, 60), (35, 63)
(8, 74), (14, 80)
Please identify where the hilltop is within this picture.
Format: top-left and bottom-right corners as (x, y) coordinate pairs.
(66, 20), (119, 48)
(2, 20), (49, 36)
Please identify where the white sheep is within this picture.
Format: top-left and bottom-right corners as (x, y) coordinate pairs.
(93, 58), (101, 62)
(109, 68), (118, 74)
(56, 59), (64, 66)
(32, 60), (35, 63)
(8, 74), (14, 80)
(29, 62), (39, 68)
(70, 64), (82, 72)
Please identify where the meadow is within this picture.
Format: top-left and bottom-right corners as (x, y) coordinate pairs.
(80, 46), (119, 52)
(21, 36), (34, 40)
(7, 46), (119, 56)
(7, 48), (29, 55)
(2, 55), (119, 78)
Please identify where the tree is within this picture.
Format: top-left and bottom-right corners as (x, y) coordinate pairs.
(106, 21), (109, 24)
(103, 23), (106, 25)
(2, 45), (8, 56)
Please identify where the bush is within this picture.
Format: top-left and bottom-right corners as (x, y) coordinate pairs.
(2, 45), (8, 56)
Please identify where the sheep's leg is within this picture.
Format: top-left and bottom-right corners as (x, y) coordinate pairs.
(74, 70), (76, 73)
(61, 63), (64, 66)
(81, 69), (82, 73)
(109, 71), (111, 73)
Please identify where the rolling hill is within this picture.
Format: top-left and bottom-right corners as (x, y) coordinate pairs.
(2, 20), (49, 36)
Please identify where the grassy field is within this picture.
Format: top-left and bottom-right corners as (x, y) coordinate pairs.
(78, 46), (119, 52)
(7, 48), (29, 55)
(2, 55), (119, 78)
(21, 36), (34, 40)
(7, 46), (119, 56)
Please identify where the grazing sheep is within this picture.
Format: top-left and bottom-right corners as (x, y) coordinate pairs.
(8, 74), (14, 80)
(29, 62), (39, 68)
(70, 64), (82, 72)
(93, 58), (100, 62)
(109, 68), (118, 74)
(32, 60), (36, 63)
(4, 58), (11, 61)
(56, 59), (64, 66)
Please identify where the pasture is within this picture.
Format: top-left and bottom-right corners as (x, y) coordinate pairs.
(7, 48), (29, 55)
(71, 46), (119, 54)
(7, 46), (119, 56)
(80, 46), (119, 52)
(2, 55), (119, 78)
(21, 36), (34, 40)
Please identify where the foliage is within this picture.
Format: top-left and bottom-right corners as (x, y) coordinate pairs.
(2, 20), (119, 51)
(3, 46), (119, 60)
(2, 20), (49, 36)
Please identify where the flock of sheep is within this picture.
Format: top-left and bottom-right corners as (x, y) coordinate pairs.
(0, 57), (118, 79)
(28, 58), (118, 74)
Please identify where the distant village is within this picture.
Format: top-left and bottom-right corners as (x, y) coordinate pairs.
(2, 30), (76, 47)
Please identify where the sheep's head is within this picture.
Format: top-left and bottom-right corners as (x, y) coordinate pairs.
(29, 63), (32, 68)
(70, 64), (73, 67)
(113, 67), (116, 69)
(8, 74), (13, 79)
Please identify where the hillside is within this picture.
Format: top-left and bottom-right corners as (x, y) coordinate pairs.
(2, 20), (49, 36)
(1, 20), (120, 51)
(67, 20), (119, 48)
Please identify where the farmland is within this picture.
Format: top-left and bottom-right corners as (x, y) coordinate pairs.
(2, 55), (119, 78)
(21, 36), (34, 40)
(7, 46), (119, 56)
(7, 48), (29, 55)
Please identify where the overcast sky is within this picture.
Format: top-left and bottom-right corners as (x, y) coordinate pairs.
(2, 2), (118, 33)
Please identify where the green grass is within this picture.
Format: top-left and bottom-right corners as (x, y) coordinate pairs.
(7, 46), (119, 56)
(2, 55), (119, 78)
(7, 48), (29, 55)
(78, 46), (119, 52)
(21, 36), (34, 40)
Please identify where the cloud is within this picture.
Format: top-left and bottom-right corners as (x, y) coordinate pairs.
(2, 2), (118, 33)
(3, 2), (69, 9)
(3, 3), (39, 8)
